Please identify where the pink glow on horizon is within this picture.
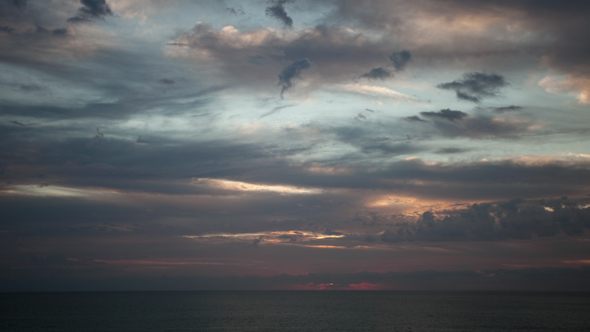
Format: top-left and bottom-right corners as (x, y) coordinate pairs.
(288, 282), (388, 290)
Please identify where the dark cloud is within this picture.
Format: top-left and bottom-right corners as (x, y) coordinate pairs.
(35, 25), (69, 36)
(68, 0), (114, 22)
(437, 73), (508, 102)
(435, 147), (469, 154)
(361, 143), (423, 156)
(247, 55), (266, 65)
(226, 7), (244, 15)
(412, 108), (529, 139)
(0, 26), (14, 33)
(170, 24), (405, 89)
(491, 105), (522, 113)
(159, 78), (175, 85)
(9, 120), (25, 126)
(403, 115), (427, 123)
(379, 199), (590, 243)
(17, 84), (42, 92)
(420, 109), (467, 122)
(278, 58), (310, 98)
(265, 0), (294, 28)
(359, 67), (391, 80)
(388, 50), (412, 70)
(432, 115), (529, 138)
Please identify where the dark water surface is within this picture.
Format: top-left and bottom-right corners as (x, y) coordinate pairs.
(1, 291), (589, 331)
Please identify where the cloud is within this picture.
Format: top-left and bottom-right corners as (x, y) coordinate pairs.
(9, 120), (25, 126)
(337, 83), (419, 102)
(378, 199), (590, 243)
(435, 147), (469, 154)
(388, 50), (412, 70)
(34, 25), (69, 36)
(437, 73), (508, 102)
(265, 0), (294, 28)
(3, 0), (590, 292)
(68, 0), (114, 22)
(490, 105), (522, 113)
(168, 24), (409, 90)
(278, 58), (310, 98)
(0, 26), (14, 34)
(159, 78), (174, 85)
(403, 116), (427, 123)
(420, 109), (467, 122)
(226, 7), (244, 16)
(191, 178), (321, 195)
(361, 143), (424, 156)
(539, 75), (590, 105)
(414, 111), (532, 138)
(359, 67), (391, 80)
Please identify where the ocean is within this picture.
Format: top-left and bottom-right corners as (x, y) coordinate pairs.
(1, 291), (589, 331)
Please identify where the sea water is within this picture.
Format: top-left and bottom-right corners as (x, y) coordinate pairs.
(1, 291), (589, 331)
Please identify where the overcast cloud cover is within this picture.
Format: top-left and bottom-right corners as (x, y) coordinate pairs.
(1, 0), (590, 291)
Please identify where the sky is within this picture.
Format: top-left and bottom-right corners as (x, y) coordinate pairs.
(1, 0), (590, 291)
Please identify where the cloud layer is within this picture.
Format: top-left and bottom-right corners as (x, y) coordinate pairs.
(1, 0), (590, 291)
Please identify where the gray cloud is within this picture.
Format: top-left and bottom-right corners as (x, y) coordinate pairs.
(388, 50), (412, 70)
(361, 143), (423, 156)
(403, 115), (427, 123)
(265, 0), (294, 28)
(433, 115), (528, 138)
(437, 73), (508, 102)
(435, 147), (469, 154)
(9, 120), (25, 126)
(0, 25), (14, 33)
(491, 105), (522, 113)
(420, 109), (467, 122)
(68, 0), (113, 22)
(278, 58), (310, 98)
(359, 67), (391, 80)
(35, 25), (69, 36)
(226, 7), (245, 16)
(247, 55), (266, 65)
(170, 24), (406, 89)
(159, 78), (174, 85)
(380, 199), (590, 243)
